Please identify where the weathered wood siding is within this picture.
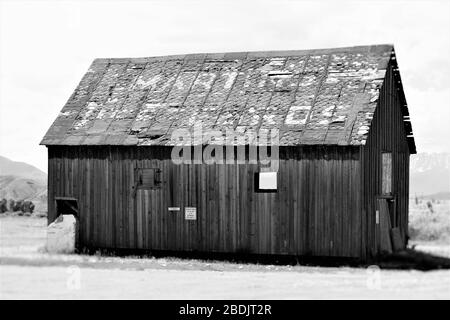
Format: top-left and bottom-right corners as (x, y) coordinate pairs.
(362, 61), (411, 257)
(47, 146), (364, 258)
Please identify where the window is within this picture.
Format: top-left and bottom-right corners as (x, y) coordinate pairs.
(55, 197), (78, 217)
(135, 168), (162, 189)
(255, 172), (277, 193)
(381, 152), (392, 195)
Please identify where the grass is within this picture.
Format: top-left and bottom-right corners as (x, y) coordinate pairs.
(409, 199), (450, 242)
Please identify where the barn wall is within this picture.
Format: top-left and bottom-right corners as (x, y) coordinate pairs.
(47, 145), (363, 258)
(362, 61), (411, 257)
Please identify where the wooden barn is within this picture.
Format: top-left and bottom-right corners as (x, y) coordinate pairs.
(41, 44), (416, 261)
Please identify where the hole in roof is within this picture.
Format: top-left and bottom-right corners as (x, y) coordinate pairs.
(149, 134), (163, 140)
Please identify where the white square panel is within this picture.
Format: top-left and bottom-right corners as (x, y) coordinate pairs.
(259, 172), (277, 190)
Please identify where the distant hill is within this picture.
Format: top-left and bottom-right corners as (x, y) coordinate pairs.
(0, 175), (46, 201)
(0, 156), (47, 206)
(0, 155), (46, 182)
(410, 153), (450, 196)
(422, 192), (450, 200)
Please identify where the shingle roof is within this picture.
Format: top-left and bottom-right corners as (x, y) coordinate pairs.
(41, 44), (398, 146)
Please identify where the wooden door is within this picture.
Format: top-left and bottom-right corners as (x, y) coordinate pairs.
(134, 167), (162, 250)
(377, 198), (392, 254)
(135, 189), (150, 249)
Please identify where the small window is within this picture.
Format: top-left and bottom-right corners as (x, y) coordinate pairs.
(55, 197), (78, 217)
(136, 168), (162, 189)
(381, 152), (392, 194)
(255, 172), (277, 193)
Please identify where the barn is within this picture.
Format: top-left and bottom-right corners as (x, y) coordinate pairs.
(41, 44), (416, 261)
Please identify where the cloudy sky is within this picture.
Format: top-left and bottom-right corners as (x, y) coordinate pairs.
(0, 0), (449, 172)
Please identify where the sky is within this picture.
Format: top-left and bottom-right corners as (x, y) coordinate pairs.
(0, 0), (449, 172)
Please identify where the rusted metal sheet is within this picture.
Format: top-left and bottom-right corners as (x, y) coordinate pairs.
(41, 44), (410, 147)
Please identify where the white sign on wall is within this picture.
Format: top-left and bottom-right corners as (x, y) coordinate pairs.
(168, 207), (180, 211)
(185, 207), (197, 220)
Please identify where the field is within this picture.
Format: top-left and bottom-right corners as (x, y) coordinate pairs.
(409, 199), (450, 242)
(1, 211), (450, 300)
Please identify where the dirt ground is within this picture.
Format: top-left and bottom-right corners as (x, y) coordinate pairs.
(1, 216), (449, 299)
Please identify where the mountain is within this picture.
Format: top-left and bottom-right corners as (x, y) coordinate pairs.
(0, 175), (46, 201)
(410, 153), (450, 196)
(423, 192), (450, 200)
(0, 155), (47, 204)
(0, 155), (46, 182)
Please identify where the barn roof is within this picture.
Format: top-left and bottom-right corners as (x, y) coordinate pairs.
(41, 44), (415, 148)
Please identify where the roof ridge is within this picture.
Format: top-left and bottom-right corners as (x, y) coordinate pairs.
(92, 44), (394, 63)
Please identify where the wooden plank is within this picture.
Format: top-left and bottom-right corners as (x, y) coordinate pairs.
(379, 199), (393, 254)
(390, 227), (404, 252)
(136, 190), (143, 249)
